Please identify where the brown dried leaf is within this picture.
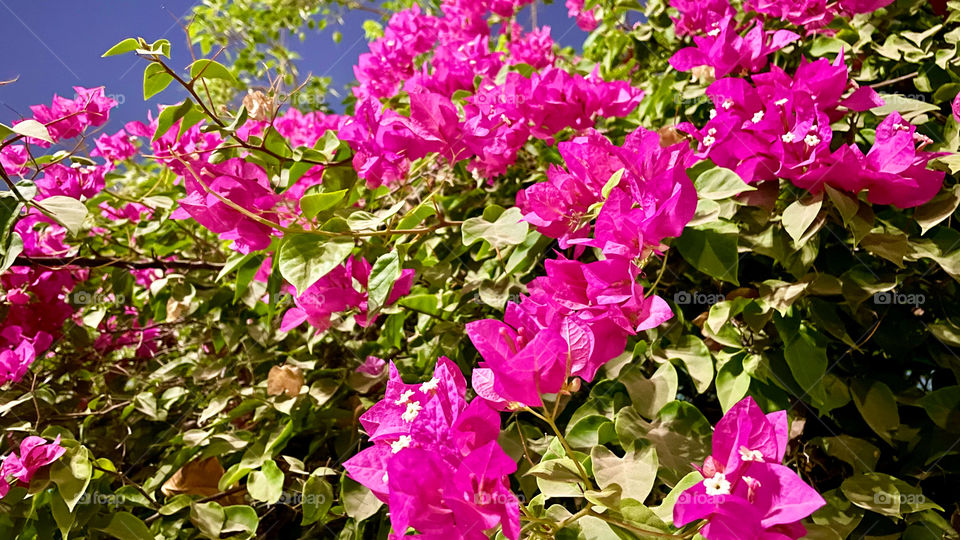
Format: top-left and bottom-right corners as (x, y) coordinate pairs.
(267, 365), (304, 398)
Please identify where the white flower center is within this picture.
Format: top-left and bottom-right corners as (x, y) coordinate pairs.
(781, 132), (796, 143)
(751, 111), (764, 123)
(394, 390), (415, 406)
(739, 446), (765, 462)
(402, 401), (422, 422)
(391, 435), (412, 453)
(707, 28), (721, 37)
(703, 135), (716, 147)
(804, 134), (821, 147)
(709, 109), (718, 119)
(704, 472), (731, 496)
(774, 98), (788, 106)
(382, 472), (389, 484)
(721, 99), (733, 110)
(419, 377), (440, 393)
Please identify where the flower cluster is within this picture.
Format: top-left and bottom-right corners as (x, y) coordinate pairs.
(280, 256), (415, 333)
(674, 397), (825, 539)
(0, 436), (65, 498)
(344, 358), (520, 540)
(469, 128), (694, 408)
(676, 46), (945, 208)
(0, 88), (163, 384)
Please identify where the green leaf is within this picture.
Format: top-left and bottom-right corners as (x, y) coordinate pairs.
(693, 167), (754, 200)
(782, 193), (824, 245)
(914, 185), (960, 235)
(190, 501), (225, 538)
(775, 316), (830, 411)
(341, 475), (382, 521)
(102, 38), (140, 57)
(620, 362), (678, 419)
(850, 379), (900, 444)
(143, 62), (174, 100)
(674, 220), (740, 285)
(615, 402), (711, 485)
(462, 207), (529, 250)
(591, 445), (658, 503)
(189, 59), (238, 84)
(95, 512), (152, 540)
(661, 336), (713, 393)
(841, 473), (942, 517)
(50, 491), (75, 539)
(38, 196), (88, 235)
(154, 100), (194, 142)
(12, 119), (53, 143)
(652, 471), (703, 525)
(302, 476), (334, 525)
(50, 446), (91, 511)
(248, 460), (284, 504)
(222, 505), (259, 535)
(278, 228), (353, 295)
(601, 168), (625, 198)
(367, 251), (401, 315)
(299, 188), (347, 219)
(715, 357), (751, 412)
(919, 386), (960, 432)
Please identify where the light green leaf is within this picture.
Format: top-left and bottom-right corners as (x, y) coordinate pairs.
(12, 119), (53, 143)
(620, 362), (678, 419)
(102, 38), (140, 57)
(591, 445), (658, 503)
(661, 336), (713, 393)
(50, 446), (91, 511)
(190, 502), (225, 538)
(693, 167), (754, 200)
(95, 512), (152, 540)
(299, 188), (346, 219)
(248, 460), (284, 504)
(302, 476), (334, 525)
(143, 62), (174, 100)
(367, 251), (401, 315)
(222, 505), (259, 535)
(841, 473), (942, 517)
(189, 59), (238, 84)
(850, 379), (900, 444)
(674, 220), (740, 285)
(341, 475), (382, 521)
(39, 196), (88, 235)
(278, 228), (353, 295)
(782, 193), (824, 245)
(462, 207), (529, 250)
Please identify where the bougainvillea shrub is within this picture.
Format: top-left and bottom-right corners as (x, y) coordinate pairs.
(1, 0), (960, 538)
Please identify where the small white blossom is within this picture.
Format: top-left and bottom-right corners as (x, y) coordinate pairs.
(781, 132), (796, 143)
(419, 377), (440, 393)
(394, 390), (415, 406)
(804, 134), (821, 147)
(739, 446), (765, 462)
(751, 111), (764, 123)
(391, 435), (413, 453)
(402, 401), (422, 422)
(704, 472), (732, 496)
(703, 135), (716, 147)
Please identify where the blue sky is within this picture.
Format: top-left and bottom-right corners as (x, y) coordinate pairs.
(0, 0), (586, 133)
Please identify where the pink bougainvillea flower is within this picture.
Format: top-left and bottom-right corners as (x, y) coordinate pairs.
(91, 129), (138, 164)
(25, 86), (117, 145)
(343, 358), (519, 539)
(953, 92), (960, 123)
(357, 355), (387, 376)
(566, 0), (599, 30)
(670, 17), (800, 78)
(0, 436), (66, 498)
(670, 0), (736, 36)
(280, 256), (414, 333)
(465, 316), (568, 407)
(172, 159), (279, 253)
(674, 397), (825, 540)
